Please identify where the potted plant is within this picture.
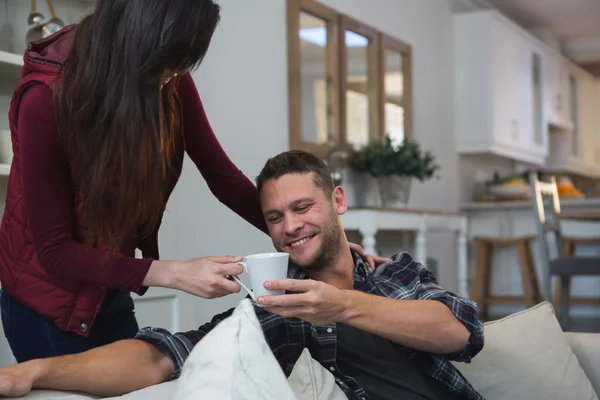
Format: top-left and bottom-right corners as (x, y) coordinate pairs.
(350, 136), (439, 207)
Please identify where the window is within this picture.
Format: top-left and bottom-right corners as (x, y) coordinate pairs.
(287, 0), (413, 157)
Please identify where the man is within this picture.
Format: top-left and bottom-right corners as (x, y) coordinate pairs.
(0, 151), (484, 400)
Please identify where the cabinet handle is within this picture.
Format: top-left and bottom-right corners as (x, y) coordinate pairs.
(556, 93), (562, 112)
(511, 120), (518, 140)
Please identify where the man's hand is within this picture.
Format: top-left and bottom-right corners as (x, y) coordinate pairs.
(257, 279), (349, 325)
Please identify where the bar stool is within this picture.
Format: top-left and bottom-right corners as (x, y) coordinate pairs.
(471, 236), (543, 321)
(553, 238), (600, 311)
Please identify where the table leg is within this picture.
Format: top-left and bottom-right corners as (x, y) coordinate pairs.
(415, 225), (427, 267)
(359, 227), (378, 256)
(457, 230), (468, 298)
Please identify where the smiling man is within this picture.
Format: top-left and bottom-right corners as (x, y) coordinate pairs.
(0, 151), (484, 400)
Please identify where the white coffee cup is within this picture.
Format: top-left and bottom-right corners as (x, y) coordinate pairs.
(232, 252), (289, 303)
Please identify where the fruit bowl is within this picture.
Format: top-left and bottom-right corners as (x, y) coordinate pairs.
(489, 184), (532, 200)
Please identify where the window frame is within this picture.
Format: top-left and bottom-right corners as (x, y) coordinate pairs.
(287, 0), (414, 156)
(287, 0), (340, 157)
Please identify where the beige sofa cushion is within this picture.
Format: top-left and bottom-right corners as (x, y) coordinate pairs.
(288, 348), (348, 400)
(452, 301), (598, 400)
(566, 332), (600, 396)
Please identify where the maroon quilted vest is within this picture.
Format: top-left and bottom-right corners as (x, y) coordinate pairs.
(0, 26), (160, 337)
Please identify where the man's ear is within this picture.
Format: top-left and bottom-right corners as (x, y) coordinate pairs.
(332, 186), (347, 215)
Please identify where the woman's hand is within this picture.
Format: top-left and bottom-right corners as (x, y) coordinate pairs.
(173, 256), (244, 298)
(348, 242), (391, 271)
(145, 256), (243, 299)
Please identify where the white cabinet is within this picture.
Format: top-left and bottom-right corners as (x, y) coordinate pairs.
(577, 70), (597, 175)
(545, 65), (598, 177)
(597, 80), (600, 176)
(519, 39), (547, 155)
(545, 53), (573, 130)
(454, 11), (548, 165)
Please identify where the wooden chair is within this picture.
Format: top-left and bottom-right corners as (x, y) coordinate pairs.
(528, 172), (600, 329)
(471, 236), (542, 321)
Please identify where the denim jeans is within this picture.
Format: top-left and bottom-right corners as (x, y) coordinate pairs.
(0, 288), (139, 362)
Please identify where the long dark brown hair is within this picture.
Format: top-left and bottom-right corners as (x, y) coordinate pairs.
(56, 0), (220, 251)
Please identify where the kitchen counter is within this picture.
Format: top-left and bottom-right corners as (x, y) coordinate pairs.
(461, 197), (600, 211)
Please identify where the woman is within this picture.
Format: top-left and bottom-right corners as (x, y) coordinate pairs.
(0, 0), (380, 363)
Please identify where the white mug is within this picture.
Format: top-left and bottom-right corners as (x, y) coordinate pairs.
(232, 252), (289, 303)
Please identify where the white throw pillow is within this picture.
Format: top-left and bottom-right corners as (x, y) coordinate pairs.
(288, 348), (348, 400)
(452, 301), (598, 400)
(2, 391), (98, 400)
(172, 298), (296, 400)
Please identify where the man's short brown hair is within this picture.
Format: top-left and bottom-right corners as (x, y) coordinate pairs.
(256, 150), (335, 198)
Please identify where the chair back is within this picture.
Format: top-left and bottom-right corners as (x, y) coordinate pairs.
(528, 172), (564, 301)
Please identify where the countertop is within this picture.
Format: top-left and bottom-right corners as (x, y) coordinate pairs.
(460, 197), (600, 211)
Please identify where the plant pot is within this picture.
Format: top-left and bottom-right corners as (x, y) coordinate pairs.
(341, 167), (381, 207)
(377, 175), (411, 207)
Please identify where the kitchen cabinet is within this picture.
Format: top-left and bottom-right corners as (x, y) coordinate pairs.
(545, 53), (574, 131)
(454, 10), (548, 165)
(545, 64), (598, 177)
(597, 80), (600, 177)
(576, 69), (597, 175)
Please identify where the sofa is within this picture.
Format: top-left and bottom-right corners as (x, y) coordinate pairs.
(7, 301), (600, 400)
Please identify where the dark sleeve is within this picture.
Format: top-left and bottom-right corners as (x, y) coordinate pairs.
(17, 84), (152, 293)
(381, 253), (484, 362)
(409, 256), (484, 362)
(176, 74), (268, 234)
(135, 307), (235, 379)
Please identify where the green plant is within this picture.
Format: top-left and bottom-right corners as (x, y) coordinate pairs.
(350, 136), (439, 181)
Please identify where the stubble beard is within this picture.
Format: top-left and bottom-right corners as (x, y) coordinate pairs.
(292, 213), (341, 272)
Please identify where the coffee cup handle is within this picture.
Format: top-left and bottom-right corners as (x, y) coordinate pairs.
(231, 261), (255, 301)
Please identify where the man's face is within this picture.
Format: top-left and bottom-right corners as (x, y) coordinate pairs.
(260, 173), (345, 270)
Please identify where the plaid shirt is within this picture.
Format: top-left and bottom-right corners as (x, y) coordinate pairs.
(136, 252), (484, 400)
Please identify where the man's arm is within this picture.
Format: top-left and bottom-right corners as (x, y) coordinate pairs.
(0, 307), (236, 397)
(0, 339), (173, 398)
(340, 292), (470, 354)
(260, 280), (470, 355)
(260, 253), (484, 362)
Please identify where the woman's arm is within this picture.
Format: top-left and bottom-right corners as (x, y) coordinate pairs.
(18, 84), (248, 299)
(177, 74), (268, 234)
